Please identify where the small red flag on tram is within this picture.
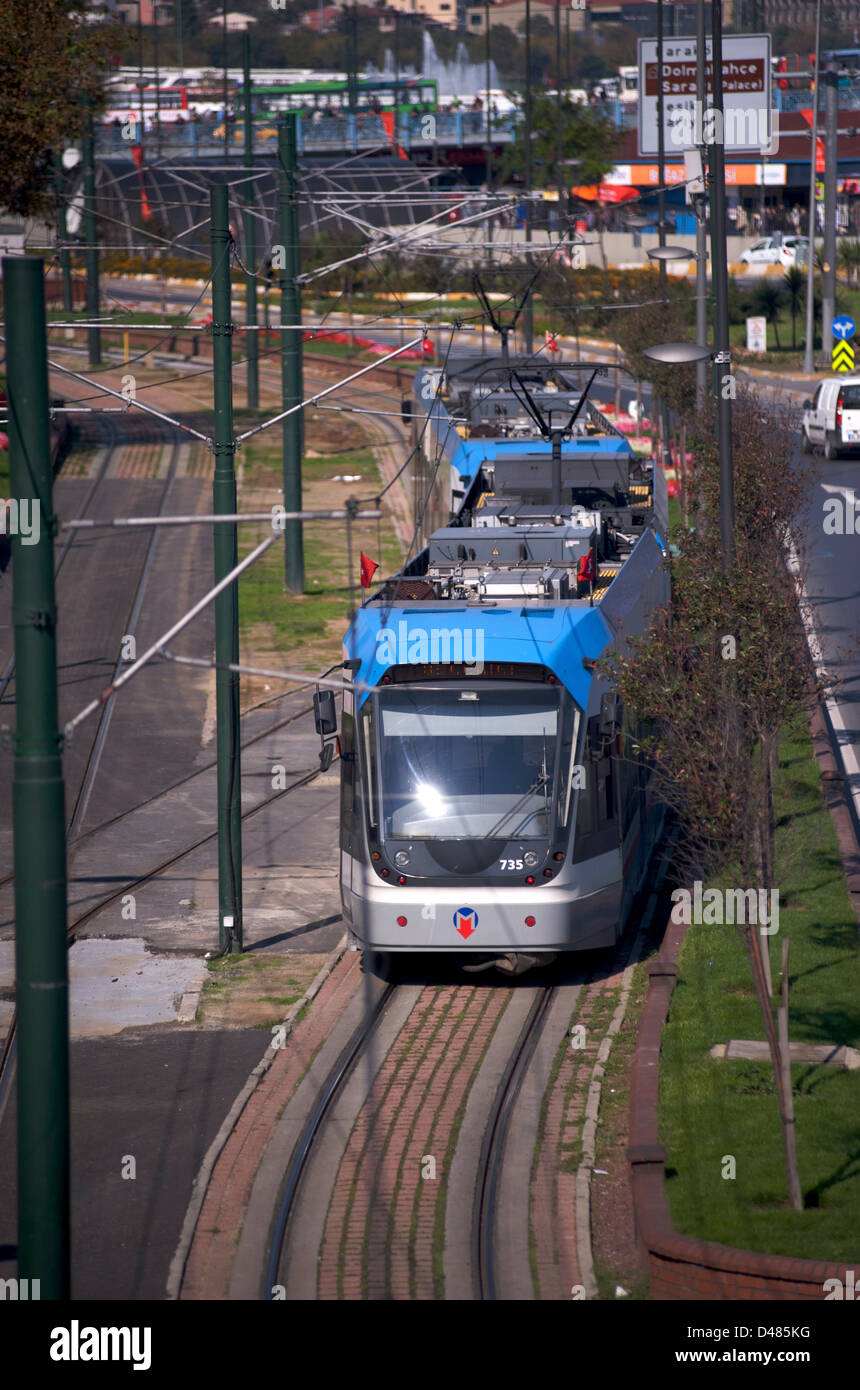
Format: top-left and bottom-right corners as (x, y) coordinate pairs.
(577, 549), (594, 584)
(360, 553), (379, 588)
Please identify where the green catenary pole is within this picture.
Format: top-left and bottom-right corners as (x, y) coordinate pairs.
(82, 100), (100, 367)
(210, 183), (243, 953)
(54, 157), (73, 314)
(242, 31), (259, 410)
(4, 254), (71, 1300)
(278, 115), (304, 594)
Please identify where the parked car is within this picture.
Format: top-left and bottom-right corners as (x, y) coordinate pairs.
(739, 235), (809, 267)
(801, 377), (860, 458)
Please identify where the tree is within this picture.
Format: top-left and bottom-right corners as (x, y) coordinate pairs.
(782, 265), (805, 349)
(604, 391), (814, 1212)
(498, 93), (618, 191)
(837, 236), (860, 288)
(0, 0), (118, 218)
(752, 278), (786, 350)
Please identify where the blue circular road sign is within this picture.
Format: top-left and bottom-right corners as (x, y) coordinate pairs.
(832, 315), (856, 340)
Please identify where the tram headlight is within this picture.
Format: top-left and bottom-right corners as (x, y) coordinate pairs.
(394, 851), (410, 868)
(523, 851), (539, 868)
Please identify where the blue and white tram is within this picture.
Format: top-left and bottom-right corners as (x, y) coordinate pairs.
(333, 357), (670, 971)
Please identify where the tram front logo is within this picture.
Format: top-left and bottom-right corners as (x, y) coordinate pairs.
(454, 907), (478, 939)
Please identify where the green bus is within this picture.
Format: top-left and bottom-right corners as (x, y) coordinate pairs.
(252, 77), (439, 118)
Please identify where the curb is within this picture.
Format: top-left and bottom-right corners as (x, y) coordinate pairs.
(574, 840), (674, 1300)
(164, 932), (349, 1300)
(573, 910), (648, 1299)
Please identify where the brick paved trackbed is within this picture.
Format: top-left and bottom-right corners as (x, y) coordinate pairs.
(179, 933), (641, 1301)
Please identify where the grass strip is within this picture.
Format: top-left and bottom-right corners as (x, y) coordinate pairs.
(658, 713), (860, 1261)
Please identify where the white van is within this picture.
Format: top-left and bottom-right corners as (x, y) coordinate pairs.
(801, 377), (860, 459)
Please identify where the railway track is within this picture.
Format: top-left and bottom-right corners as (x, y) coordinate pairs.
(0, 721), (335, 1122)
(473, 982), (557, 1301)
(247, 914), (651, 1303)
(66, 422), (184, 837)
(0, 405), (345, 1119)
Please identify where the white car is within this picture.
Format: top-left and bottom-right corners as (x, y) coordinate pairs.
(740, 235), (808, 267)
(801, 377), (860, 459)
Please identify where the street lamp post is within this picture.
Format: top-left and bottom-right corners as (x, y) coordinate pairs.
(709, 0), (735, 570)
(803, 0), (823, 374)
(695, 0), (708, 402)
(656, 0), (672, 474)
(647, 0), (734, 570)
(820, 58), (838, 362)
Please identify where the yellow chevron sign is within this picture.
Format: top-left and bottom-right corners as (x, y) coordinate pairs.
(832, 340), (855, 372)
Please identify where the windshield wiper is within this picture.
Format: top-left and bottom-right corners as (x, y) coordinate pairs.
(483, 772), (550, 840)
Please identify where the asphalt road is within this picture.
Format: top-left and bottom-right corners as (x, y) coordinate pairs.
(0, 1028), (268, 1299)
(800, 449), (860, 829)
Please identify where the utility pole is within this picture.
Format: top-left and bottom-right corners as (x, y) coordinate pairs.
(154, 0), (161, 158)
(485, 1), (493, 259)
(709, 0), (735, 570)
(820, 59), (838, 360)
(657, 0), (666, 268)
(279, 116), (304, 594)
(347, 4), (359, 113)
(210, 183), (243, 955)
(393, 11), (400, 141)
(82, 99), (101, 367)
(695, 0), (708, 401)
(137, 0), (145, 149)
(222, 0), (230, 147)
(803, 0), (823, 374)
(523, 0), (533, 355)
(657, 0), (671, 471)
(565, 8), (570, 84)
(55, 156), (73, 314)
(243, 31), (259, 409)
(4, 253), (70, 1300)
(555, 0), (564, 224)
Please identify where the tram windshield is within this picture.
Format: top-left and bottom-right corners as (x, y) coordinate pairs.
(364, 685), (580, 843)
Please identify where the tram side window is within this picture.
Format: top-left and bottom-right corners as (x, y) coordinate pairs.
(573, 722), (617, 862)
(340, 709), (358, 853)
(619, 709), (643, 838)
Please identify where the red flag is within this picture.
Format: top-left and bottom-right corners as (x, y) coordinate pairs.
(577, 550), (594, 584)
(131, 144), (151, 220)
(360, 552), (379, 588)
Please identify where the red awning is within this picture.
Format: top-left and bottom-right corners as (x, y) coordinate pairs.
(572, 183), (639, 204)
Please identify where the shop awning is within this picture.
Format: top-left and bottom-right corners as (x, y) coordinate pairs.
(571, 183), (639, 204)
